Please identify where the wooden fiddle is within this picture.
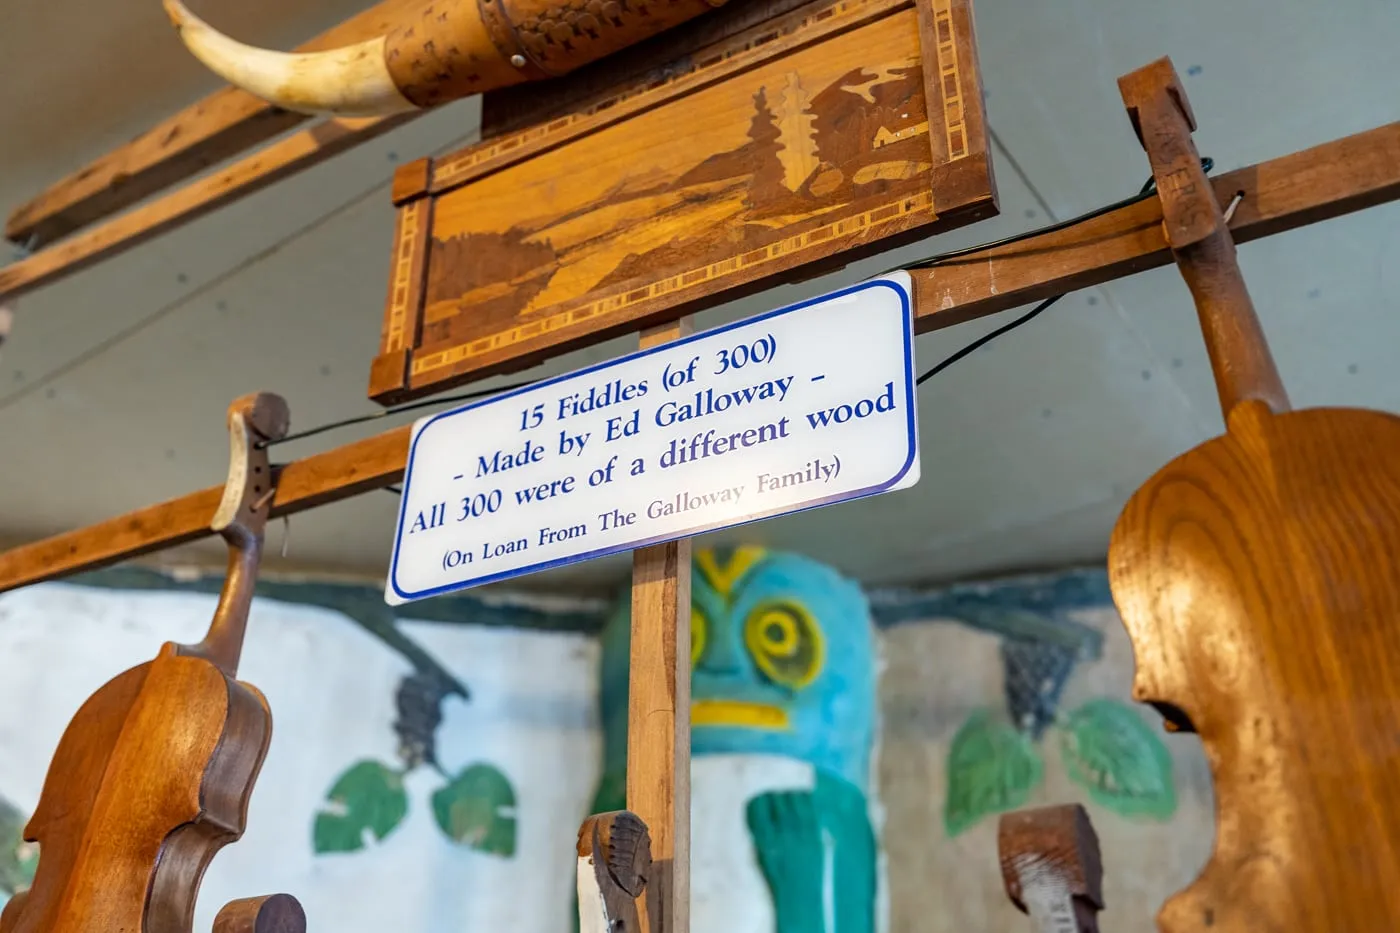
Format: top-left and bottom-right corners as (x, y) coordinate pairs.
(1109, 59), (1400, 931)
(0, 393), (307, 933)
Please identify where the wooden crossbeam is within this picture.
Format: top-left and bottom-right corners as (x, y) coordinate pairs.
(4, 0), (421, 249)
(0, 115), (411, 303)
(910, 121), (1400, 326)
(0, 0), (821, 300)
(0, 121), (1394, 594)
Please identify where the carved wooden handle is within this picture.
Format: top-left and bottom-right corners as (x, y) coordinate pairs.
(202, 391), (290, 677)
(998, 804), (1103, 933)
(578, 810), (652, 933)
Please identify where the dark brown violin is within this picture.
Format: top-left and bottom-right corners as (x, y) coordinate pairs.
(1109, 60), (1400, 931)
(0, 393), (307, 933)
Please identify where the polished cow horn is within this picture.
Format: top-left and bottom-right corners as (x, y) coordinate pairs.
(163, 0), (417, 117)
(164, 0), (731, 117)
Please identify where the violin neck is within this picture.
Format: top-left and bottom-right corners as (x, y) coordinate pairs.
(1176, 223), (1292, 419)
(1118, 59), (1290, 419)
(198, 521), (266, 678)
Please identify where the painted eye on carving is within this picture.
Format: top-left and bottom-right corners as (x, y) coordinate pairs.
(690, 605), (708, 668)
(745, 601), (824, 689)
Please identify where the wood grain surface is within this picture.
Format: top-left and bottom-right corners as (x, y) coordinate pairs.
(1109, 58), (1400, 933)
(0, 114), (414, 303)
(627, 318), (693, 933)
(4, 0), (422, 249)
(369, 0), (996, 403)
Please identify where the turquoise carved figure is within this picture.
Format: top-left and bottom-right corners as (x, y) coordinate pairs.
(595, 546), (877, 933)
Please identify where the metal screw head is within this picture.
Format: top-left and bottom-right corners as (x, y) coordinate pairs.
(510, 54), (527, 67)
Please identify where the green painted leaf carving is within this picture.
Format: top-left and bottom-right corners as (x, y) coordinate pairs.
(312, 760), (409, 854)
(432, 763), (517, 857)
(1059, 698), (1177, 820)
(943, 708), (1044, 837)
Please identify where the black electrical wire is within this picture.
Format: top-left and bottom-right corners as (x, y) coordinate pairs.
(276, 158), (1213, 453)
(916, 295), (1062, 385)
(906, 157), (1212, 382)
(261, 379), (534, 448)
(896, 158), (1210, 273)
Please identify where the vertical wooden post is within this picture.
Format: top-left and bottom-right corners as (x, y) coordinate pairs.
(627, 317), (694, 933)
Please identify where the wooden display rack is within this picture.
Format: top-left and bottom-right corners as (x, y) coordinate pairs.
(1, 115), (1392, 596)
(0, 0), (1398, 924)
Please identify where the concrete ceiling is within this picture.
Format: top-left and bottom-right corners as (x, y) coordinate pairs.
(2, 0), (1397, 594)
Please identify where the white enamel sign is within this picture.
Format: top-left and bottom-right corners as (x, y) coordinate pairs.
(385, 272), (920, 604)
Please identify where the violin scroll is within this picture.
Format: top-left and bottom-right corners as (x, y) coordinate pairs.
(212, 392), (290, 538)
(198, 392), (289, 677)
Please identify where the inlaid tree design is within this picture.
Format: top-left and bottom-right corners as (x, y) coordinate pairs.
(774, 72), (820, 192)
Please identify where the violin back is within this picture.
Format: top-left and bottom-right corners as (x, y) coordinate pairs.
(1109, 400), (1400, 932)
(0, 644), (271, 933)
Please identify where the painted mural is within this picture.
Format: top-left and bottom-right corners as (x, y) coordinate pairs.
(0, 575), (605, 931)
(867, 573), (1177, 839)
(0, 561), (1210, 932)
(312, 667), (518, 858)
(597, 546), (879, 933)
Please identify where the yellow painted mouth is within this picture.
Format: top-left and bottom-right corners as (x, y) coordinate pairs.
(692, 699), (790, 730)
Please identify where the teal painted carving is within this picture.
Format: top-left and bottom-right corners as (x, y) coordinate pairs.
(432, 764), (518, 857)
(597, 546), (877, 933)
(815, 770), (876, 933)
(313, 760), (409, 854)
(1059, 698), (1176, 820)
(746, 792), (825, 933)
(943, 708), (1043, 837)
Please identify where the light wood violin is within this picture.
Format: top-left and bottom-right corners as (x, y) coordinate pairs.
(1109, 59), (1400, 932)
(0, 393), (307, 933)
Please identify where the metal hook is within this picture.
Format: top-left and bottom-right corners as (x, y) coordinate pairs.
(1223, 190), (1245, 225)
(251, 488), (277, 512)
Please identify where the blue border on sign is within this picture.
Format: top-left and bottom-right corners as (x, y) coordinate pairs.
(386, 276), (918, 603)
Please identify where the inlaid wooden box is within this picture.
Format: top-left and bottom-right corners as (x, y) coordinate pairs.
(369, 0), (995, 404)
